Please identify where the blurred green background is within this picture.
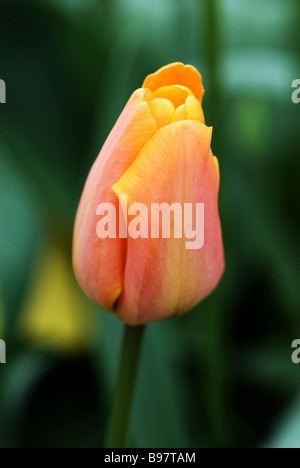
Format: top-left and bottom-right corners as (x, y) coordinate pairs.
(0, 0), (300, 448)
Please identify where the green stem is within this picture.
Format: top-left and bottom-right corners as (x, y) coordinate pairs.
(105, 324), (145, 448)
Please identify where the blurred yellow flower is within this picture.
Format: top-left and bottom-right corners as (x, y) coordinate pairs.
(18, 239), (94, 353)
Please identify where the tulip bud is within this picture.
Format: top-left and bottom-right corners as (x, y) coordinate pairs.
(73, 63), (224, 325)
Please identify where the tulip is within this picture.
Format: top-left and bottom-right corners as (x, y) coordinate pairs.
(73, 62), (224, 325)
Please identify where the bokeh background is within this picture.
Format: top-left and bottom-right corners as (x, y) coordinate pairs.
(0, 0), (300, 448)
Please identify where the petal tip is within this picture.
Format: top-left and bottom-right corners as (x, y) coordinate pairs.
(143, 62), (204, 101)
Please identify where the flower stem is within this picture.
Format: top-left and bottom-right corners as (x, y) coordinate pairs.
(105, 324), (145, 448)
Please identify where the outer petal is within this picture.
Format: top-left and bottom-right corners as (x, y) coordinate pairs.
(73, 89), (157, 311)
(113, 121), (224, 325)
(143, 62), (204, 102)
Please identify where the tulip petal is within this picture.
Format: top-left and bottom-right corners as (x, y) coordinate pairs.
(148, 98), (175, 128)
(143, 62), (204, 102)
(153, 85), (193, 108)
(171, 104), (187, 123)
(186, 96), (205, 124)
(73, 89), (158, 311)
(112, 121), (224, 324)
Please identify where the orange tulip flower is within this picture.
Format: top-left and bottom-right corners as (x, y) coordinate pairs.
(73, 63), (224, 325)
